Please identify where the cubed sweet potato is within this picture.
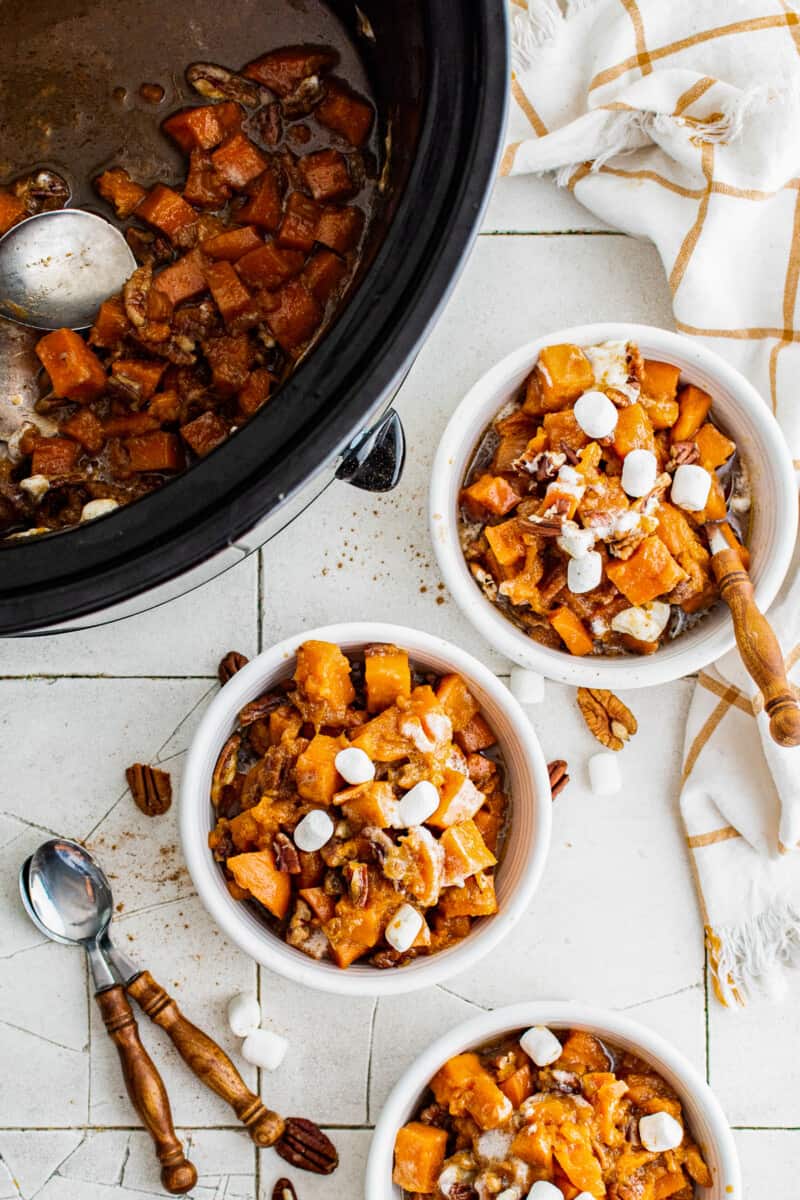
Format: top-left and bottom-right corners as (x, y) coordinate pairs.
(455, 713), (497, 754)
(535, 343), (595, 412)
(266, 279), (322, 353)
(431, 1052), (484, 1105)
(103, 412), (160, 438)
(238, 367), (273, 417)
(338, 780), (399, 829)
(153, 249), (208, 305)
(435, 674), (480, 732)
(89, 296), (131, 348)
(299, 148), (353, 201)
(227, 848), (291, 919)
(162, 102), (241, 153)
(392, 1122), (448, 1194)
(499, 1063), (534, 1108)
(641, 358), (681, 401)
(236, 168), (283, 230)
(556, 1030), (611, 1073)
(657, 501), (700, 557)
(31, 437), (80, 477)
(694, 422), (735, 470)
(243, 45), (338, 96)
(111, 358), (166, 401)
(204, 259), (254, 326)
(460, 473), (522, 518)
(302, 248), (347, 303)
(0, 188), (26, 235)
(203, 332), (253, 395)
(179, 410), (228, 457)
(36, 328), (107, 402)
(299, 886), (337, 923)
(606, 535), (687, 605)
(60, 408), (105, 454)
(236, 241), (306, 291)
(428, 768), (485, 828)
(94, 167), (147, 219)
(671, 384), (712, 443)
(135, 184), (197, 241)
(201, 225), (263, 260)
(697, 473), (727, 522)
(549, 605), (594, 656)
(124, 430), (184, 472)
(295, 733), (346, 803)
(183, 150), (232, 209)
(439, 873), (498, 918)
(543, 409), (590, 455)
(612, 402), (655, 457)
(294, 639), (355, 724)
(315, 79), (374, 146)
(323, 897), (382, 968)
(440, 819), (496, 886)
(364, 644), (411, 712)
(315, 204), (364, 254)
(211, 132), (268, 188)
(641, 394), (680, 430)
(276, 191), (321, 252)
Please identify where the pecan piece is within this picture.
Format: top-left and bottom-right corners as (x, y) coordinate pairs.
(275, 1118), (338, 1175)
(449, 1186), (478, 1200)
(273, 831), (301, 874)
(519, 514), (565, 538)
(126, 763), (172, 816)
(547, 759), (570, 800)
(211, 732), (241, 807)
(667, 440), (700, 471)
(577, 688), (638, 751)
(418, 1102), (449, 1127)
(218, 650), (249, 684)
(272, 1180), (298, 1200)
(343, 861), (369, 907)
(238, 691), (285, 726)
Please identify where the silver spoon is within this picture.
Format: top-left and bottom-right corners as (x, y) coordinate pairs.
(19, 839), (197, 1195)
(0, 209), (136, 331)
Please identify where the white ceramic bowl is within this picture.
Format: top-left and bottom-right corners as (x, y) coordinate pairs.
(430, 322), (797, 687)
(366, 1000), (742, 1200)
(180, 622), (552, 996)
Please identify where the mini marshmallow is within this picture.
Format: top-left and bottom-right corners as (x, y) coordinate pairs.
(241, 1029), (289, 1071)
(397, 780), (440, 826)
(19, 475), (50, 503)
(227, 992), (261, 1038)
(520, 1025), (562, 1067)
(574, 1194), (595, 1200)
(334, 746), (375, 785)
(639, 1112), (684, 1153)
(588, 752), (622, 796)
(293, 808), (334, 852)
(574, 389), (619, 439)
(509, 666), (545, 704)
(81, 498), (120, 521)
(611, 601), (671, 642)
(497, 1189), (522, 1200)
(557, 524), (596, 560)
(621, 448), (657, 498)
(567, 550), (603, 594)
(671, 463), (712, 512)
(528, 1183), (564, 1200)
(385, 903), (423, 953)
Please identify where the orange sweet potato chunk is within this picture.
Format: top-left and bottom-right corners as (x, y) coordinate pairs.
(549, 606), (593, 656)
(0, 188), (26, 235)
(535, 343), (594, 412)
(606, 536), (687, 606)
(135, 184), (197, 240)
(485, 518), (527, 567)
(428, 768), (485, 828)
(641, 358), (681, 401)
(455, 713), (497, 754)
(671, 383), (712, 443)
(431, 1052), (484, 1105)
(392, 1122), (448, 1194)
(294, 733), (346, 803)
(337, 781), (398, 829)
(499, 1063), (534, 1108)
(364, 644), (411, 712)
(294, 639), (355, 724)
(461, 473), (522, 518)
(694, 422), (735, 470)
(36, 328), (107, 402)
(543, 409), (589, 454)
(227, 849), (291, 919)
(439, 872), (498, 918)
(435, 674), (480, 732)
(323, 897), (382, 967)
(612, 402), (655, 457)
(440, 819), (496, 886)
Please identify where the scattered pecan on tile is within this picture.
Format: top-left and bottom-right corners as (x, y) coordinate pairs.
(273, 831), (301, 874)
(576, 687), (638, 751)
(126, 763), (172, 816)
(218, 650), (249, 684)
(272, 1179), (298, 1200)
(547, 759), (570, 800)
(275, 1118), (339, 1175)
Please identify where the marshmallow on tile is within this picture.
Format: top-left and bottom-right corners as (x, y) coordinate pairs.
(639, 1112), (684, 1153)
(611, 601), (671, 642)
(557, 524), (596, 560)
(509, 666), (545, 704)
(241, 1029), (289, 1071)
(293, 808), (334, 852)
(574, 389), (618, 439)
(397, 780), (440, 826)
(621, 448), (657, 497)
(520, 1025), (562, 1067)
(385, 903), (424, 952)
(671, 463), (712, 512)
(567, 550), (603, 594)
(335, 746), (375, 785)
(528, 1183), (565, 1200)
(589, 752), (622, 796)
(227, 992), (261, 1038)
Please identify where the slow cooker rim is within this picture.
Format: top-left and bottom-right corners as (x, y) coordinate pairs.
(0, 0), (509, 634)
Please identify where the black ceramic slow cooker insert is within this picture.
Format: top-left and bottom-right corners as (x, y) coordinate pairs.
(0, 0), (508, 635)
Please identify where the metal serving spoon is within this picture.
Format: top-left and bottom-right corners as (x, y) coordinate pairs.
(20, 839), (286, 1150)
(20, 839), (198, 1195)
(0, 209), (136, 331)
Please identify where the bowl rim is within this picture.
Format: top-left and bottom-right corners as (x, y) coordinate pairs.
(429, 321), (798, 687)
(179, 621), (553, 997)
(365, 999), (743, 1199)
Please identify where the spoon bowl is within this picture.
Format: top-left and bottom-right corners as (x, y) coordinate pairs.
(22, 837), (114, 945)
(0, 210), (136, 331)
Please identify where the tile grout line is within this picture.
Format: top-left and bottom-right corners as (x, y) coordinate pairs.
(479, 229), (627, 238)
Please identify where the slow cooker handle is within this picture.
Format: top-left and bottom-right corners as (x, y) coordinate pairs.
(336, 408), (405, 492)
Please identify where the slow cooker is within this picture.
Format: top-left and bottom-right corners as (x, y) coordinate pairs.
(0, 0), (508, 635)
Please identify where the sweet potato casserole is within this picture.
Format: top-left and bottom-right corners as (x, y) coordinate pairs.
(0, 44), (376, 539)
(459, 340), (751, 656)
(394, 1027), (711, 1198)
(209, 640), (510, 969)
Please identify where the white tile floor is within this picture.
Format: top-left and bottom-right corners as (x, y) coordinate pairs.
(0, 173), (794, 1199)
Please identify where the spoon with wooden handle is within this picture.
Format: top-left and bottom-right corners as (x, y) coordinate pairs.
(706, 523), (800, 747)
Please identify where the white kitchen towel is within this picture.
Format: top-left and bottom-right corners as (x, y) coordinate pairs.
(505, 0), (800, 1004)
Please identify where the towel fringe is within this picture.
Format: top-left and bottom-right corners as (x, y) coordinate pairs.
(712, 900), (800, 1006)
(553, 109), (648, 186)
(512, 0), (602, 67)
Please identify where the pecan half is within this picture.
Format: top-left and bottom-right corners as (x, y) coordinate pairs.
(273, 831), (301, 874)
(218, 650), (249, 684)
(344, 861), (369, 907)
(559, 440), (580, 465)
(449, 1186), (478, 1200)
(519, 514), (564, 538)
(667, 440), (700, 471)
(126, 763), (172, 816)
(547, 759), (570, 800)
(418, 1102), (449, 1127)
(275, 1118), (338, 1175)
(238, 691), (285, 726)
(577, 688), (638, 751)
(272, 1180), (298, 1200)
(211, 733), (240, 807)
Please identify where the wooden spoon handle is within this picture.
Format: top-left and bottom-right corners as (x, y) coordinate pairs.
(127, 970), (285, 1147)
(95, 986), (197, 1194)
(711, 546), (800, 747)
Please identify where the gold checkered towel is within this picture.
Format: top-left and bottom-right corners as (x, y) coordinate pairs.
(506, 0), (800, 1003)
